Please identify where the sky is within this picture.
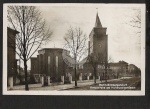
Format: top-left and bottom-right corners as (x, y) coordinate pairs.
(13, 4), (145, 69)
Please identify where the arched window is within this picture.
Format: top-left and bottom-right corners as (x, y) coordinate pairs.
(48, 56), (50, 73)
(56, 56), (58, 74)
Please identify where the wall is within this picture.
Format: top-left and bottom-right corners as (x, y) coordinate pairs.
(7, 27), (18, 77)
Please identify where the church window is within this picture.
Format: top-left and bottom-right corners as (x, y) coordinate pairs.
(56, 56), (58, 74)
(48, 56), (50, 73)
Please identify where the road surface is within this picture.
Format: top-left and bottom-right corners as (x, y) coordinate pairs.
(65, 77), (141, 90)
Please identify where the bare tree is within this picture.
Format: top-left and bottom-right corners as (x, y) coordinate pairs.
(7, 6), (53, 90)
(88, 53), (102, 84)
(126, 9), (141, 35)
(88, 53), (113, 84)
(64, 26), (88, 87)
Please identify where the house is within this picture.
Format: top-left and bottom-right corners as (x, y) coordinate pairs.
(7, 27), (19, 87)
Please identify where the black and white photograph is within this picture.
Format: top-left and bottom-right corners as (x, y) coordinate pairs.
(3, 3), (145, 95)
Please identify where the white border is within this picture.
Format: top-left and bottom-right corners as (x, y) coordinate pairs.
(3, 3), (145, 96)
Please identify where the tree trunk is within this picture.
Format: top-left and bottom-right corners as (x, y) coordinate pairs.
(75, 66), (77, 87)
(24, 58), (29, 90)
(94, 67), (97, 84)
(74, 55), (77, 87)
(105, 63), (107, 83)
(22, 9), (29, 90)
(105, 73), (107, 83)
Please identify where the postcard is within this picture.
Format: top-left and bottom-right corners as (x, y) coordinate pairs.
(3, 3), (145, 95)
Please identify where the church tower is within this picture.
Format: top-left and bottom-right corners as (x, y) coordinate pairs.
(89, 13), (108, 61)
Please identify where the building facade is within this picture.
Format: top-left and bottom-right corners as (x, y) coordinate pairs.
(89, 13), (108, 60)
(128, 64), (141, 77)
(7, 27), (19, 85)
(30, 57), (38, 74)
(30, 48), (72, 82)
(81, 13), (108, 78)
(108, 61), (128, 78)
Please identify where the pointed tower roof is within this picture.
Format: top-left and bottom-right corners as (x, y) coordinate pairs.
(95, 13), (102, 28)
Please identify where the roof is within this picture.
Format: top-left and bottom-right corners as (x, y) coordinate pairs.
(30, 57), (37, 59)
(95, 13), (102, 28)
(128, 64), (138, 68)
(109, 61), (128, 66)
(89, 13), (107, 37)
(39, 48), (64, 51)
(118, 61), (128, 64)
(7, 27), (19, 34)
(38, 48), (70, 54)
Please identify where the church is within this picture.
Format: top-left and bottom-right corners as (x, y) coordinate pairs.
(89, 13), (108, 58)
(30, 48), (72, 83)
(30, 13), (140, 83)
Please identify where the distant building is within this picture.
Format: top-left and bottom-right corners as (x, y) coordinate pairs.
(108, 61), (128, 78)
(79, 60), (129, 79)
(128, 64), (141, 77)
(16, 65), (31, 84)
(7, 27), (19, 85)
(30, 57), (38, 75)
(16, 65), (24, 84)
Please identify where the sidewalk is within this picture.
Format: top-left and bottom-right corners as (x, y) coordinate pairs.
(8, 78), (121, 91)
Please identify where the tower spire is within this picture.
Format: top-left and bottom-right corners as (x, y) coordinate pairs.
(95, 12), (102, 28)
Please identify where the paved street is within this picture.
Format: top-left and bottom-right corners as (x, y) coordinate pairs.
(8, 77), (141, 91)
(65, 77), (141, 90)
